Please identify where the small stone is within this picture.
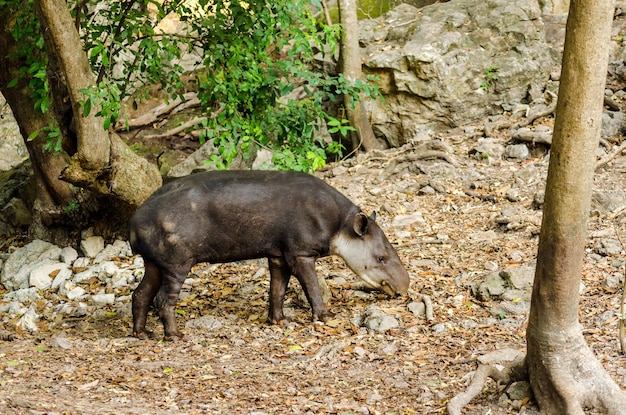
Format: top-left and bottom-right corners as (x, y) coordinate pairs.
(30, 262), (68, 290)
(73, 257), (91, 268)
(392, 212), (424, 228)
(66, 286), (86, 300)
(51, 336), (73, 350)
(80, 236), (105, 258)
(185, 315), (224, 330)
(504, 144), (529, 160)
(431, 323), (447, 333)
(407, 301), (426, 318)
(18, 308), (39, 332)
(507, 381), (532, 401)
(91, 293), (115, 306)
(51, 267), (74, 290)
(60, 247), (79, 265)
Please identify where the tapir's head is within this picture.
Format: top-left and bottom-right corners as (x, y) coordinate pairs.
(331, 212), (410, 296)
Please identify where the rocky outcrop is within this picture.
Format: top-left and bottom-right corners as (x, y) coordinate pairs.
(360, 0), (554, 146)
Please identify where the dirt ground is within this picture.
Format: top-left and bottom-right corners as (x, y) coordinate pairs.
(1, 123), (626, 415)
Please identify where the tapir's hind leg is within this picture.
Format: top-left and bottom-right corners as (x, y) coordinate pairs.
(132, 260), (162, 339)
(268, 258), (292, 324)
(153, 271), (187, 341)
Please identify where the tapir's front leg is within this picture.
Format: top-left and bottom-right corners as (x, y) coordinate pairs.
(291, 256), (334, 322)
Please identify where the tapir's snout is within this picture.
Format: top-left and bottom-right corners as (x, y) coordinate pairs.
(381, 271), (410, 297)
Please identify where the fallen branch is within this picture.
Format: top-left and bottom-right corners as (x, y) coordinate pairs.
(596, 139), (626, 170)
(118, 92), (199, 129)
(510, 97), (557, 130)
(143, 117), (205, 140)
(447, 349), (527, 415)
(393, 140), (458, 166)
(510, 129), (552, 146)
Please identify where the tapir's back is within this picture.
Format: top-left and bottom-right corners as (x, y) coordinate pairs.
(129, 170), (359, 266)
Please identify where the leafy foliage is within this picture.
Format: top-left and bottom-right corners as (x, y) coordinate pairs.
(2, 0), (380, 172)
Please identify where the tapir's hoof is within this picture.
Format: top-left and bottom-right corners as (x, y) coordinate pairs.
(269, 317), (289, 326)
(163, 332), (186, 342)
(314, 311), (335, 323)
(133, 330), (153, 340)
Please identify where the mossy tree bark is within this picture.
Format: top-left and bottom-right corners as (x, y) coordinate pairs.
(526, 0), (626, 412)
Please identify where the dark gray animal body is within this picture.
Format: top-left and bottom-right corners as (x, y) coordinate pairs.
(129, 170), (409, 340)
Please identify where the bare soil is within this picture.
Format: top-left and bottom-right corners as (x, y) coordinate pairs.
(1, 124), (626, 415)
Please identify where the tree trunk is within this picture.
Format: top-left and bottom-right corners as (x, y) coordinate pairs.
(35, 0), (110, 172)
(338, 0), (383, 152)
(526, 0), (626, 413)
(0, 2), (161, 246)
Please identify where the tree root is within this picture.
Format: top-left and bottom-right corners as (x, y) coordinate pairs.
(448, 339), (626, 414)
(447, 349), (527, 415)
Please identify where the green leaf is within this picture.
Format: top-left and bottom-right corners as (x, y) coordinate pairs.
(83, 98), (92, 117)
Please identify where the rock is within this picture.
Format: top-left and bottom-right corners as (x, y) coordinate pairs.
(392, 212), (425, 228)
(474, 272), (507, 301)
(29, 262), (68, 290)
(592, 190), (626, 213)
(73, 257), (91, 268)
(593, 238), (622, 256)
(51, 267), (74, 290)
(360, 0), (552, 146)
(186, 315), (224, 330)
(93, 240), (132, 263)
(1, 240), (62, 290)
(500, 265), (536, 290)
(504, 144), (530, 160)
(601, 111), (626, 141)
(3, 288), (41, 303)
(80, 236), (105, 258)
(470, 138), (505, 159)
(506, 381), (533, 401)
(74, 261), (122, 283)
(60, 247), (79, 265)
(51, 336), (73, 350)
(18, 307), (39, 332)
(363, 305), (400, 332)
(407, 301), (426, 318)
(91, 293), (116, 306)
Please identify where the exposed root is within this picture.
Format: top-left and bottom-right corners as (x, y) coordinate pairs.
(447, 349), (527, 415)
(527, 327), (626, 414)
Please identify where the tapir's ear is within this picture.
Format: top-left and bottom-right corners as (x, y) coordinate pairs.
(354, 212), (369, 237)
(370, 211), (377, 222)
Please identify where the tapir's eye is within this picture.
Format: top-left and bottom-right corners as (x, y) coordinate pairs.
(378, 256), (385, 264)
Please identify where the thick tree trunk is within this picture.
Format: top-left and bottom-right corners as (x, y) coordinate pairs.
(338, 0), (383, 152)
(0, 3), (161, 246)
(34, 0), (110, 172)
(526, 0), (626, 413)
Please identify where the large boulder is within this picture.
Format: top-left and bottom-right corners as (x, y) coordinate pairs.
(360, 0), (554, 146)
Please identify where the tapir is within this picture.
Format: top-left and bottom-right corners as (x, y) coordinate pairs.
(129, 170), (410, 340)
